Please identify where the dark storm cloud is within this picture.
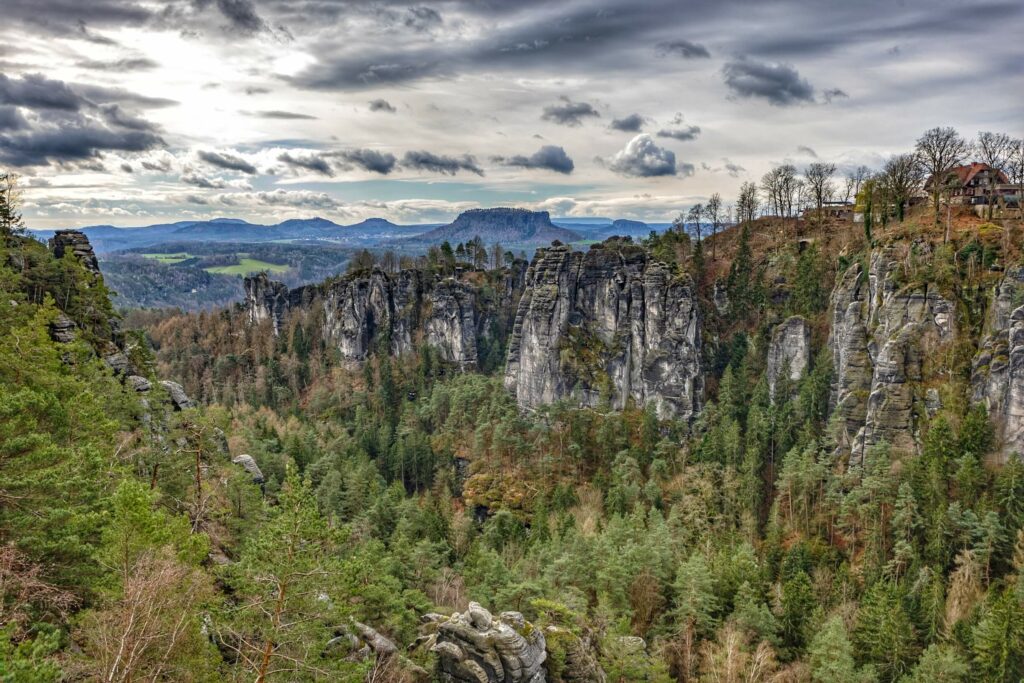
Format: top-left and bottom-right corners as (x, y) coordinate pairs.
(403, 6), (442, 32)
(0, 73), (83, 111)
(0, 113), (164, 167)
(608, 134), (678, 178)
(337, 149), (397, 175)
(369, 98), (397, 113)
(100, 104), (159, 131)
(610, 114), (647, 132)
(198, 149), (258, 174)
(277, 148), (398, 176)
(656, 40), (710, 59)
(284, 2), (729, 91)
(722, 59), (815, 106)
(401, 150), (483, 176)
(0, 73), (166, 166)
(244, 110), (318, 120)
(0, 106), (28, 131)
(492, 145), (574, 174)
(292, 56), (440, 90)
(191, 0), (268, 35)
(77, 56), (160, 71)
(541, 97), (599, 127)
(278, 151), (334, 176)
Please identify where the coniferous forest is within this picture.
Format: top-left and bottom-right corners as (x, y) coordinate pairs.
(5, 147), (1024, 682)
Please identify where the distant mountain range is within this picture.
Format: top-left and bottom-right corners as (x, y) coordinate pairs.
(31, 209), (666, 254)
(31, 216), (429, 253)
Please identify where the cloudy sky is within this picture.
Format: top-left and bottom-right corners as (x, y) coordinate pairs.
(2, 0), (1022, 228)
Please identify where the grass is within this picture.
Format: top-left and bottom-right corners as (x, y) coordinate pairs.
(204, 258), (289, 276)
(141, 252), (192, 264)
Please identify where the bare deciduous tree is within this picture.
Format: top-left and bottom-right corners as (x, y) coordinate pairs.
(736, 181), (760, 224)
(975, 131), (1013, 219)
(915, 126), (970, 237)
(705, 192), (722, 258)
(1010, 138), (1024, 221)
(80, 549), (214, 683)
(843, 165), (871, 204)
(687, 203), (704, 242)
(880, 153), (924, 222)
(804, 162), (837, 225)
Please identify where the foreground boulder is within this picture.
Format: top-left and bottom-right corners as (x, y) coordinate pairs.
(426, 603), (546, 682)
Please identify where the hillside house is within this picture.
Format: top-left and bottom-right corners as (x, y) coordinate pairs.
(925, 162), (1013, 205)
(801, 200), (854, 221)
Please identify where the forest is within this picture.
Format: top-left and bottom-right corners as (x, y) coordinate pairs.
(4, 142), (1024, 683)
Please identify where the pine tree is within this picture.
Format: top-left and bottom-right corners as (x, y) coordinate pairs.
(971, 586), (1024, 682)
(215, 475), (365, 682)
(808, 615), (876, 683)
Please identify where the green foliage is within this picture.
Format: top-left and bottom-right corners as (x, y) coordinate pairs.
(809, 616), (877, 683)
(0, 625), (61, 683)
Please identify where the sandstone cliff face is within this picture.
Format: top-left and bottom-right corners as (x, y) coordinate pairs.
(50, 230), (101, 276)
(971, 267), (1024, 462)
(767, 316), (811, 399)
(503, 240), (702, 420)
(829, 248), (956, 461)
(245, 264), (526, 370)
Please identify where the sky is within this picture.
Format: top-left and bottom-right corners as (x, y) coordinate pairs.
(2, 0), (1022, 229)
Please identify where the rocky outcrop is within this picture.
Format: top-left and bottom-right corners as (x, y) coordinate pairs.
(244, 272), (290, 334)
(245, 264), (526, 370)
(50, 230), (101, 276)
(971, 267), (1024, 462)
(126, 375), (152, 393)
(767, 316), (811, 399)
(504, 240), (702, 420)
(231, 454), (265, 485)
(426, 603), (546, 683)
(829, 248), (956, 461)
(49, 312), (77, 343)
(160, 380), (194, 410)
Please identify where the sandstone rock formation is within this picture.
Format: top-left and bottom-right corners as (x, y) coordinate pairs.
(49, 312), (77, 343)
(504, 240), (702, 420)
(426, 603), (546, 683)
(767, 316), (811, 399)
(971, 267), (1024, 462)
(126, 375), (152, 393)
(50, 230), (101, 275)
(244, 264), (526, 370)
(829, 248), (956, 461)
(160, 380), (194, 411)
(231, 454), (265, 485)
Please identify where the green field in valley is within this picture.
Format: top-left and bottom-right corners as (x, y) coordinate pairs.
(141, 252), (192, 264)
(204, 258), (289, 276)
